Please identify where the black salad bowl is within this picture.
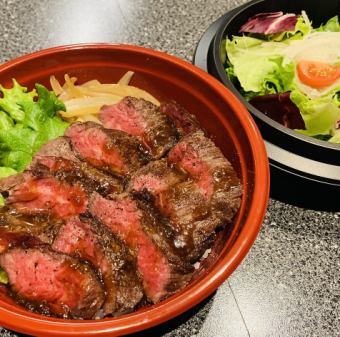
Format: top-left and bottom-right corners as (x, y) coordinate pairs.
(194, 0), (340, 211)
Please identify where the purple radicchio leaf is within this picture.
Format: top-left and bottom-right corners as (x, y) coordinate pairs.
(239, 11), (298, 34)
(249, 92), (306, 130)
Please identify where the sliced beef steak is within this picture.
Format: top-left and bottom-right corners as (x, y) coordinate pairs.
(0, 172), (26, 193)
(52, 216), (143, 314)
(160, 132), (242, 259)
(0, 207), (63, 251)
(159, 102), (200, 136)
(130, 132), (242, 261)
(34, 137), (79, 162)
(100, 97), (178, 158)
(155, 180), (221, 261)
(0, 99), (242, 319)
(32, 156), (123, 196)
(89, 193), (193, 303)
(0, 246), (105, 319)
(2, 172), (87, 218)
(168, 131), (242, 212)
(95, 224), (144, 314)
(33, 136), (123, 194)
(129, 159), (186, 198)
(65, 122), (150, 177)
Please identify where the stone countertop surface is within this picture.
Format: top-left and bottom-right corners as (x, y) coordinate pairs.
(0, 0), (339, 336)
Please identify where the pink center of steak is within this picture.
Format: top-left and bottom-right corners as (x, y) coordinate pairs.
(168, 142), (213, 199)
(66, 123), (125, 173)
(90, 193), (170, 302)
(100, 102), (147, 138)
(0, 249), (99, 316)
(52, 218), (109, 274)
(131, 173), (170, 194)
(34, 156), (75, 172)
(52, 217), (114, 312)
(6, 177), (87, 218)
(137, 236), (170, 300)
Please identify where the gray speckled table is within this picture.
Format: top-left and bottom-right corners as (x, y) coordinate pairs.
(0, 0), (339, 336)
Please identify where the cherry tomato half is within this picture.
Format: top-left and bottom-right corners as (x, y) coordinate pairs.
(297, 60), (340, 89)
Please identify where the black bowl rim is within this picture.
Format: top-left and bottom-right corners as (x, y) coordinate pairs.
(212, 0), (340, 155)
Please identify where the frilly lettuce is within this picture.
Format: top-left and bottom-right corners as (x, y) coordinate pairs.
(316, 16), (340, 32)
(225, 36), (296, 99)
(0, 80), (68, 173)
(291, 90), (340, 140)
(0, 80), (36, 122)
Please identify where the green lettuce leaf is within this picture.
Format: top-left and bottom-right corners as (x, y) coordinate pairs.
(0, 167), (17, 178)
(35, 83), (66, 118)
(225, 36), (295, 97)
(0, 80), (69, 172)
(0, 117), (67, 171)
(32, 116), (69, 152)
(316, 16), (340, 32)
(0, 128), (38, 154)
(1, 151), (33, 172)
(328, 87), (340, 106)
(292, 14), (313, 38)
(0, 111), (14, 130)
(291, 90), (340, 136)
(0, 167), (17, 206)
(20, 84), (66, 131)
(0, 269), (8, 284)
(329, 132), (340, 143)
(0, 80), (36, 122)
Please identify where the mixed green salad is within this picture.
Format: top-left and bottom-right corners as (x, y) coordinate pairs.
(224, 12), (340, 143)
(0, 80), (69, 202)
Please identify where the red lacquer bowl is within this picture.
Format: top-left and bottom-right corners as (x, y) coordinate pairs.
(0, 44), (269, 336)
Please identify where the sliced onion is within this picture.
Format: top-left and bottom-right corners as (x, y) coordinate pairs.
(117, 71), (135, 85)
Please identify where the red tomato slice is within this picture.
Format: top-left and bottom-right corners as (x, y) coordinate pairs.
(297, 60), (340, 89)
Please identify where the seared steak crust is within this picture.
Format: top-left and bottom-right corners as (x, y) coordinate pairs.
(34, 136), (79, 162)
(0, 207), (63, 249)
(129, 159), (186, 197)
(32, 156), (123, 196)
(159, 101), (200, 136)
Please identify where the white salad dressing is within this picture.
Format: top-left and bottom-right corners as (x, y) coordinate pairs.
(281, 31), (340, 98)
